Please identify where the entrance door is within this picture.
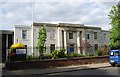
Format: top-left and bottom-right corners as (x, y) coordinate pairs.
(69, 44), (74, 52)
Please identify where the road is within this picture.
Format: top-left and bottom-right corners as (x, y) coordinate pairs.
(2, 66), (120, 77)
(47, 66), (119, 75)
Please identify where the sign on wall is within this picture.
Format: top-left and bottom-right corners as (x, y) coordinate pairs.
(16, 49), (26, 54)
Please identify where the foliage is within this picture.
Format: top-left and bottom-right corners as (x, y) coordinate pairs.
(81, 40), (91, 49)
(108, 2), (120, 49)
(26, 55), (39, 60)
(51, 49), (66, 59)
(36, 25), (47, 59)
(95, 45), (109, 56)
(44, 54), (52, 59)
(68, 53), (85, 58)
(95, 50), (102, 56)
(9, 43), (26, 61)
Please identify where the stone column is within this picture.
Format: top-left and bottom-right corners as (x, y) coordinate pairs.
(64, 30), (67, 53)
(57, 29), (60, 50)
(31, 25), (34, 56)
(77, 31), (80, 54)
(82, 29), (86, 55)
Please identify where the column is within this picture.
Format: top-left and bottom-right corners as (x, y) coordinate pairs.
(82, 29), (86, 55)
(64, 31), (67, 53)
(13, 28), (16, 44)
(57, 29), (60, 50)
(77, 31), (80, 54)
(31, 24), (34, 56)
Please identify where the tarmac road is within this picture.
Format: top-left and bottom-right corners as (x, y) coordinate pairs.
(1, 63), (120, 77)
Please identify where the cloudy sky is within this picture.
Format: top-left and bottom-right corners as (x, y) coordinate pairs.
(0, 0), (119, 30)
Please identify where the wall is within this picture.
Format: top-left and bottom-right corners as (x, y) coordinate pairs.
(5, 56), (109, 70)
(14, 26), (32, 55)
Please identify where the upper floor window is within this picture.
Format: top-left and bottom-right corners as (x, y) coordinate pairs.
(22, 30), (27, 39)
(86, 34), (90, 39)
(50, 30), (55, 39)
(69, 32), (73, 39)
(94, 32), (97, 39)
(104, 33), (106, 40)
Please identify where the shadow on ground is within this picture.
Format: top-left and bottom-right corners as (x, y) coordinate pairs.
(1, 65), (120, 77)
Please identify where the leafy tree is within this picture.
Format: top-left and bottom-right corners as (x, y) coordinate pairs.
(36, 25), (47, 59)
(108, 2), (120, 49)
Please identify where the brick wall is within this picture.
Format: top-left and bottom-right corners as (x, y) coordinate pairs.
(5, 56), (109, 70)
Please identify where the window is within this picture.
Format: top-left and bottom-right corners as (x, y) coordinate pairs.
(110, 52), (114, 56)
(50, 44), (55, 52)
(22, 30), (27, 39)
(104, 33), (106, 40)
(94, 32), (97, 39)
(69, 32), (73, 39)
(50, 30), (55, 39)
(95, 44), (98, 51)
(86, 34), (90, 39)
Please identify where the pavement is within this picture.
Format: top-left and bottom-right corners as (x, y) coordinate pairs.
(2, 63), (111, 76)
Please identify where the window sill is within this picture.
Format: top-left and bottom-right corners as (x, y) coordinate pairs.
(50, 38), (56, 40)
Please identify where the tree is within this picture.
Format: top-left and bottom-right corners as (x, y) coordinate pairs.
(108, 2), (120, 49)
(81, 40), (92, 55)
(36, 25), (47, 59)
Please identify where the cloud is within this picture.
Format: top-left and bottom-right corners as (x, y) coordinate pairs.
(1, 2), (33, 30)
(0, 1), (119, 30)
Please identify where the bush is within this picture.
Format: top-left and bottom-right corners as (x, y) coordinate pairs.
(26, 55), (38, 60)
(10, 43), (25, 53)
(95, 50), (102, 56)
(44, 54), (52, 59)
(95, 46), (109, 56)
(51, 49), (66, 59)
(69, 53), (80, 58)
(58, 49), (66, 58)
(9, 43), (26, 61)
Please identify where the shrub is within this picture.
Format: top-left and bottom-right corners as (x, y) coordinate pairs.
(51, 49), (66, 59)
(58, 49), (66, 58)
(10, 43), (25, 53)
(51, 50), (59, 59)
(9, 43), (26, 61)
(44, 54), (52, 59)
(26, 55), (38, 60)
(95, 50), (102, 56)
(69, 53), (80, 58)
(95, 46), (109, 56)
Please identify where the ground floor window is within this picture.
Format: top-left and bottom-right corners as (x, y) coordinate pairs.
(50, 44), (55, 52)
(95, 44), (98, 51)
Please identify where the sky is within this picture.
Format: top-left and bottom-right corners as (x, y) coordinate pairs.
(0, 0), (119, 30)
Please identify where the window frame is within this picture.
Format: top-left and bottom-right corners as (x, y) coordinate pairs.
(94, 32), (98, 39)
(22, 30), (27, 39)
(95, 44), (98, 51)
(69, 32), (73, 39)
(50, 30), (56, 39)
(50, 44), (55, 52)
(86, 33), (90, 39)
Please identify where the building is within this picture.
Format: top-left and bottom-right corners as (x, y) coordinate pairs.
(0, 30), (14, 62)
(14, 23), (110, 57)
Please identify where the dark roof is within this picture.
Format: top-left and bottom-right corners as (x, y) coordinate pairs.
(0, 30), (14, 34)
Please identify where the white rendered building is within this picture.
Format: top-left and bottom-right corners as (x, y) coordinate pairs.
(14, 23), (110, 57)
